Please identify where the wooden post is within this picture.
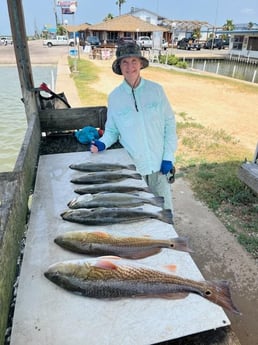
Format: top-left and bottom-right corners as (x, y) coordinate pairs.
(7, 0), (38, 123)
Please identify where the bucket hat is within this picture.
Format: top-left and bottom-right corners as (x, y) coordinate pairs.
(112, 42), (149, 75)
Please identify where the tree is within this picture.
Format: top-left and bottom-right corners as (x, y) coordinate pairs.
(222, 19), (235, 31)
(192, 27), (201, 40)
(104, 13), (114, 21)
(116, 0), (126, 16)
(248, 22), (254, 30)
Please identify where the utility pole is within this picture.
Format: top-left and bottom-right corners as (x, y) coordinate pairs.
(53, 0), (58, 28)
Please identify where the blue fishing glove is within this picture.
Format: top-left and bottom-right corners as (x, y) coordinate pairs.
(160, 160), (173, 175)
(91, 140), (106, 152)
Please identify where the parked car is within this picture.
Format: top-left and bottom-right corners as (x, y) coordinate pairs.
(117, 37), (135, 45)
(177, 37), (201, 50)
(204, 38), (226, 49)
(86, 36), (101, 47)
(0, 36), (13, 45)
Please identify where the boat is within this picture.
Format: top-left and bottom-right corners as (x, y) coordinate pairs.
(1, 1), (241, 344)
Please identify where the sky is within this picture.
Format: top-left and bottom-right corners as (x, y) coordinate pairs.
(1, 0), (258, 36)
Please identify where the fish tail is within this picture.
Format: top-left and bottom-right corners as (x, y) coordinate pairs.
(127, 164), (136, 171)
(159, 209), (173, 224)
(171, 237), (193, 253)
(131, 173), (142, 180)
(149, 196), (164, 207)
(204, 280), (241, 315)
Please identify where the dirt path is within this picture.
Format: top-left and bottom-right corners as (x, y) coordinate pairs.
(82, 56), (258, 345)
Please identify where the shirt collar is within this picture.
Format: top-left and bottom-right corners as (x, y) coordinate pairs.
(122, 78), (144, 93)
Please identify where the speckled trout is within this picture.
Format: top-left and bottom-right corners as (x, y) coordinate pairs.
(61, 207), (173, 225)
(70, 172), (142, 184)
(54, 231), (192, 259)
(69, 162), (136, 172)
(74, 184), (151, 195)
(67, 192), (164, 209)
(44, 257), (240, 314)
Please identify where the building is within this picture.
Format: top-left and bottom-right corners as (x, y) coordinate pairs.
(229, 29), (258, 59)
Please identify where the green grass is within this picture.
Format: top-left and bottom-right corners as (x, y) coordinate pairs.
(68, 57), (107, 105)
(68, 58), (258, 259)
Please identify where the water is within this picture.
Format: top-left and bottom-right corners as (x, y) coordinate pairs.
(189, 58), (258, 83)
(0, 66), (57, 172)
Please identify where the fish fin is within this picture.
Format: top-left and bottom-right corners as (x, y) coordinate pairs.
(91, 231), (110, 238)
(94, 259), (119, 270)
(170, 237), (193, 253)
(160, 292), (188, 300)
(164, 264), (177, 272)
(124, 248), (162, 259)
(203, 280), (241, 315)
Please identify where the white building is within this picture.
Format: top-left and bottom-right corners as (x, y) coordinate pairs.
(229, 30), (258, 59)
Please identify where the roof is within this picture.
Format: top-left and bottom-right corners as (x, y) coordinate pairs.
(66, 23), (90, 32)
(89, 14), (168, 32)
(161, 19), (212, 30)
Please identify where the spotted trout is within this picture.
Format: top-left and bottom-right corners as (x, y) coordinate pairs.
(44, 257), (240, 314)
(54, 231), (192, 259)
(67, 192), (164, 209)
(69, 162), (136, 172)
(61, 207), (173, 225)
(74, 184), (151, 195)
(70, 172), (142, 184)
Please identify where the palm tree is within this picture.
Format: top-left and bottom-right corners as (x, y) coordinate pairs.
(248, 22), (254, 30)
(116, 0), (126, 16)
(104, 13), (114, 21)
(222, 19), (235, 31)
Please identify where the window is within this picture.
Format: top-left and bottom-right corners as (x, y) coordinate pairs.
(232, 35), (244, 50)
(247, 37), (258, 51)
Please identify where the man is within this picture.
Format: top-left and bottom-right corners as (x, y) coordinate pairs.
(91, 42), (177, 213)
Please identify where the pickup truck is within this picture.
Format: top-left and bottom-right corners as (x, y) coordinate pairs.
(43, 36), (74, 47)
(136, 36), (168, 50)
(177, 38), (201, 50)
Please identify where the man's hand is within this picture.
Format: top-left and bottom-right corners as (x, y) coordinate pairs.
(160, 160), (173, 174)
(90, 140), (106, 153)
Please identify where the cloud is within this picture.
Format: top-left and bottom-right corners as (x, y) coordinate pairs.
(241, 8), (254, 15)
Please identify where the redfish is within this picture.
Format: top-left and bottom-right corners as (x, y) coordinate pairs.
(54, 231), (192, 259)
(44, 257), (240, 314)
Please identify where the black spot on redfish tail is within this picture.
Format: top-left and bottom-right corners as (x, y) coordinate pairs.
(205, 280), (241, 315)
(171, 236), (193, 253)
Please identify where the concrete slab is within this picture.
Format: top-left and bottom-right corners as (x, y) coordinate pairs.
(10, 148), (230, 345)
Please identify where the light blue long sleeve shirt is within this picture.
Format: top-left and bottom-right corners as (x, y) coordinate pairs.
(100, 78), (177, 176)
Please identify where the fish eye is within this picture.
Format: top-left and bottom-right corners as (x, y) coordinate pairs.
(170, 243), (175, 248)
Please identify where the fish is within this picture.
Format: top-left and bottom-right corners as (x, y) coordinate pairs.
(69, 162), (136, 172)
(44, 256), (240, 314)
(61, 207), (173, 225)
(70, 172), (142, 184)
(74, 184), (151, 195)
(54, 231), (192, 259)
(67, 192), (164, 209)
